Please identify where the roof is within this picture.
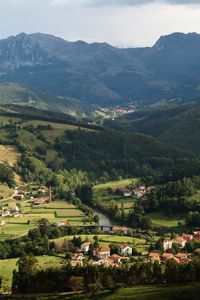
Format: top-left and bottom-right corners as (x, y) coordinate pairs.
(182, 234), (193, 238)
(176, 253), (187, 258)
(162, 253), (173, 258)
(112, 226), (128, 231)
(149, 252), (160, 258)
(174, 237), (186, 242)
(111, 254), (121, 259)
(96, 246), (110, 252)
(82, 242), (91, 246)
(119, 244), (130, 249)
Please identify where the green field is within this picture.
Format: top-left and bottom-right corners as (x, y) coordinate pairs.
(93, 178), (138, 213)
(0, 145), (21, 166)
(0, 115), (21, 125)
(0, 200), (91, 240)
(93, 178), (138, 191)
(53, 234), (149, 254)
(148, 211), (186, 228)
(0, 184), (13, 199)
(0, 255), (65, 293)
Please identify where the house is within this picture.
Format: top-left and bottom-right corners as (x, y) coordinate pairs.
(163, 240), (173, 251)
(110, 254), (128, 264)
(115, 188), (132, 197)
(57, 221), (70, 227)
(37, 188), (48, 194)
(112, 226), (128, 234)
(118, 244), (132, 256)
(81, 242), (91, 253)
(10, 206), (19, 213)
(182, 234), (193, 242)
(193, 231), (200, 240)
(162, 253), (174, 263)
(149, 252), (160, 263)
(28, 197), (49, 205)
(173, 237), (187, 248)
(175, 253), (191, 264)
(93, 246), (111, 258)
(72, 253), (85, 261)
(13, 194), (24, 200)
(1, 210), (11, 217)
(13, 212), (22, 218)
(70, 260), (83, 267)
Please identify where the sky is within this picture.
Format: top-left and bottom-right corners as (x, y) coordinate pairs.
(1, 0), (200, 47)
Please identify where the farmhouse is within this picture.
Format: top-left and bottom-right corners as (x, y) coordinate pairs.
(182, 234), (193, 242)
(93, 246), (111, 258)
(81, 242), (91, 253)
(118, 244), (132, 256)
(173, 237), (187, 248)
(193, 231), (200, 240)
(72, 253), (85, 261)
(57, 221), (70, 227)
(110, 254), (128, 264)
(28, 197), (49, 205)
(149, 252), (160, 263)
(13, 194), (24, 200)
(112, 226), (128, 234)
(163, 240), (173, 251)
(162, 253), (174, 263)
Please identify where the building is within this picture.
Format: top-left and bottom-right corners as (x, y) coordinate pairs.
(81, 242), (91, 253)
(70, 260), (83, 267)
(193, 231), (200, 240)
(13, 212), (22, 218)
(28, 197), (49, 205)
(162, 253), (174, 263)
(118, 244), (132, 256)
(57, 221), (70, 227)
(173, 237), (187, 248)
(13, 194), (24, 200)
(163, 240), (173, 251)
(110, 254), (129, 264)
(112, 226), (128, 234)
(175, 253), (191, 264)
(93, 246), (111, 258)
(72, 253), (85, 261)
(149, 252), (160, 263)
(182, 234), (193, 242)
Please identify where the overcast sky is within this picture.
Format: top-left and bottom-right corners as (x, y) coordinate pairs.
(1, 0), (200, 47)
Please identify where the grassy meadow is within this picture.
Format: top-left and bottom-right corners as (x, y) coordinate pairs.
(0, 145), (20, 166)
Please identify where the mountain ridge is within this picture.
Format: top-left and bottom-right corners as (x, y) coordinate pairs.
(1, 32), (200, 106)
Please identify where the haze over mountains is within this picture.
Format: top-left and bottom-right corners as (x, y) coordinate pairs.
(1, 32), (200, 108)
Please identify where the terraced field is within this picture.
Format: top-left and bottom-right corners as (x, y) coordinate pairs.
(0, 200), (92, 240)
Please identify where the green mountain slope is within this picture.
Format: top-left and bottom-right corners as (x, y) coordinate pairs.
(0, 82), (93, 116)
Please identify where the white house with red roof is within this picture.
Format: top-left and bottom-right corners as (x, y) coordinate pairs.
(118, 244), (132, 256)
(93, 246), (111, 258)
(81, 242), (91, 253)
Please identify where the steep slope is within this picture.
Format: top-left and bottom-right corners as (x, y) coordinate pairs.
(111, 103), (200, 156)
(0, 82), (93, 116)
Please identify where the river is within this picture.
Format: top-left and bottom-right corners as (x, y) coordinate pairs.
(92, 208), (117, 227)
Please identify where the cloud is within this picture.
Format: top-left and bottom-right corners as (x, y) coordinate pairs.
(84, 0), (200, 6)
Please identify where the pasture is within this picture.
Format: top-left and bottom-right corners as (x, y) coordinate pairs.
(0, 256), (65, 293)
(93, 178), (138, 213)
(0, 184), (13, 199)
(0, 200), (92, 240)
(148, 211), (186, 228)
(53, 234), (149, 254)
(0, 145), (20, 166)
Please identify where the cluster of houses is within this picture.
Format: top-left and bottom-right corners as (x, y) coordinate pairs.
(28, 197), (49, 206)
(149, 231), (200, 265)
(163, 232), (199, 251)
(114, 185), (154, 198)
(0, 205), (22, 218)
(149, 252), (191, 264)
(70, 242), (133, 267)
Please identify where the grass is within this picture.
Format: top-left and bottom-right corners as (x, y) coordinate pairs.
(148, 211), (186, 228)
(53, 234), (147, 251)
(0, 116), (21, 125)
(93, 178), (138, 191)
(0, 184), (13, 199)
(0, 145), (20, 166)
(15, 129), (45, 152)
(0, 200), (90, 240)
(0, 255), (66, 293)
(95, 285), (200, 300)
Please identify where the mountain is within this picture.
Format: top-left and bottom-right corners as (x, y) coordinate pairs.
(1, 32), (200, 105)
(0, 82), (93, 116)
